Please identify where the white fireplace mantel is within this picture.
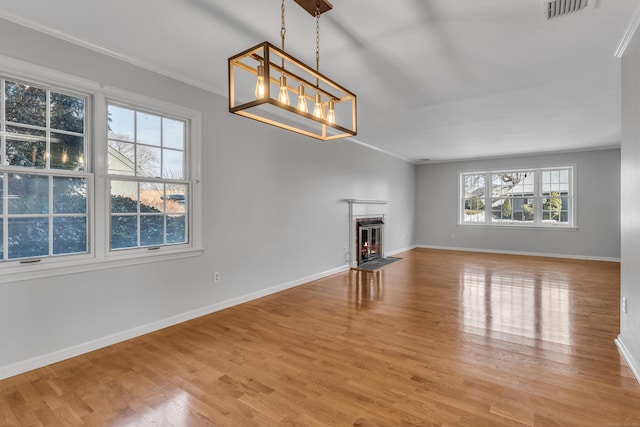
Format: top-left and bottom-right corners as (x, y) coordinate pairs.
(343, 199), (389, 205)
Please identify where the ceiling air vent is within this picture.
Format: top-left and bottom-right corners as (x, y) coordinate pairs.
(543, 0), (599, 21)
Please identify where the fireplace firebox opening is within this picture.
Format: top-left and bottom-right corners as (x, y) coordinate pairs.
(356, 217), (384, 265)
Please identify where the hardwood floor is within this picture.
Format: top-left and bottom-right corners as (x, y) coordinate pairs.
(1, 248), (639, 426)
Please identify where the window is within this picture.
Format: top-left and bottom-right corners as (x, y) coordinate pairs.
(0, 78), (89, 261)
(460, 167), (574, 227)
(107, 103), (189, 250)
(0, 60), (201, 281)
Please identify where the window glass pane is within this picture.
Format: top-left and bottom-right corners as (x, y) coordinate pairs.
(522, 200), (535, 221)
(6, 126), (46, 168)
(50, 92), (84, 133)
(111, 216), (138, 249)
(8, 174), (48, 214)
(137, 112), (161, 146)
(108, 105), (135, 142)
(8, 217), (48, 259)
(0, 174), (3, 213)
(51, 133), (84, 171)
(163, 118), (185, 150)
(136, 146), (161, 177)
(5, 81), (46, 127)
(0, 219), (3, 259)
(492, 172), (531, 197)
(163, 149), (184, 179)
(140, 182), (163, 213)
(542, 193), (564, 223)
(140, 215), (164, 246)
(491, 198), (510, 222)
(108, 140), (136, 176)
(463, 174), (485, 223)
(53, 217), (87, 255)
(165, 184), (187, 214)
(111, 181), (138, 213)
(492, 197), (534, 223)
(54, 177), (87, 214)
(167, 215), (186, 244)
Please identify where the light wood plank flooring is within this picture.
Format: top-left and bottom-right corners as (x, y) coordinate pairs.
(1, 248), (639, 426)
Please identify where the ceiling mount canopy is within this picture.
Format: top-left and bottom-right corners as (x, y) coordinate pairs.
(228, 0), (357, 141)
(293, 0), (332, 16)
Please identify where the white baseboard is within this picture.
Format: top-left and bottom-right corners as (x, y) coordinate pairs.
(416, 244), (620, 263)
(386, 245), (417, 257)
(615, 335), (640, 384)
(0, 264), (350, 381)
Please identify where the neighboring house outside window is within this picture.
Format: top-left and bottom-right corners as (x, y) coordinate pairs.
(460, 167), (574, 228)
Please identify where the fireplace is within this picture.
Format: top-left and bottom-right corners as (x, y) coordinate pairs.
(356, 217), (384, 265)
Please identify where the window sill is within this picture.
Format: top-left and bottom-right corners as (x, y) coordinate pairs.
(457, 223), (578, 231)
(0, 247), (205, 285)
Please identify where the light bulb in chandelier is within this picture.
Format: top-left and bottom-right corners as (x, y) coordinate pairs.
(313, 93), (324, 119)
(326, 100), (335, 124)
(297, 85), (308, 113)
(61, 147), (69, 164)
(255, 64), (265, 99)
(278, 75), (290, 105)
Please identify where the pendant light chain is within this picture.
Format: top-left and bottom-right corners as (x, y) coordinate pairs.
(281, 0), (286, 68)
(315, 4), (320, 85)
(281, 0), (286, 52)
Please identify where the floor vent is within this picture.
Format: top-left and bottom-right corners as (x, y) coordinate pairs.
(544, 0), (596, 20)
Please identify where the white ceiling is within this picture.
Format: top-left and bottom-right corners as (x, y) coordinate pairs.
(0, 0), (637, 163)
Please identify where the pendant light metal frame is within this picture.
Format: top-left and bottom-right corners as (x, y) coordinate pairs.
(228, 1), (357, 141)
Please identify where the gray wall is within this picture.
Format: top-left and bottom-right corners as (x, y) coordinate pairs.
(0, 20), (416, 374)
(620, 23), (640, 379)
(416, 149), (620, 260)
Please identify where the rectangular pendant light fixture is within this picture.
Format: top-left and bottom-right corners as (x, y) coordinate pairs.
(228, 1), (357, 141)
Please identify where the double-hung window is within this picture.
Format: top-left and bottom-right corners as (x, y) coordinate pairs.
(0, 78), (89, 261)
(107, 103), (189, 250)
(460, 167), (574, 228)
(0, 63), (201, 281)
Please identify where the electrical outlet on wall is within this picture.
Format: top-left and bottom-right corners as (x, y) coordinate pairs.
(214, 272), (221, 283)
(623, 297), (628, 314)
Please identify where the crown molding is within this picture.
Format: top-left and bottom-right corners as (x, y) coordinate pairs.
(615, 2), (640, 58)
(0, 10), (221, 95)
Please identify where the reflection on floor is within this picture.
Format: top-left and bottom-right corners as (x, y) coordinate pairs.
(462, 266), (571, 345)
(0, 248), (638, 425)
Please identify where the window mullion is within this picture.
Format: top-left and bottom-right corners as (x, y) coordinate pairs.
(137, 181), (141, 247)
(1, 79), (5, 167)
(485, 172), (491, 224)
(46, 90), (51, 169)
(2, 172), (6, 261)
(93, 93), (108, 259)
(535, 171), (540, 227)
(49, 175), (54, 256)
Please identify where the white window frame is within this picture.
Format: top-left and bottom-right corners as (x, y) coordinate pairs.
(104, 99), (193, 255)
(0, 77), (93, 263)
(459, 165), (576, 229)
(0, 55), (203, 284)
